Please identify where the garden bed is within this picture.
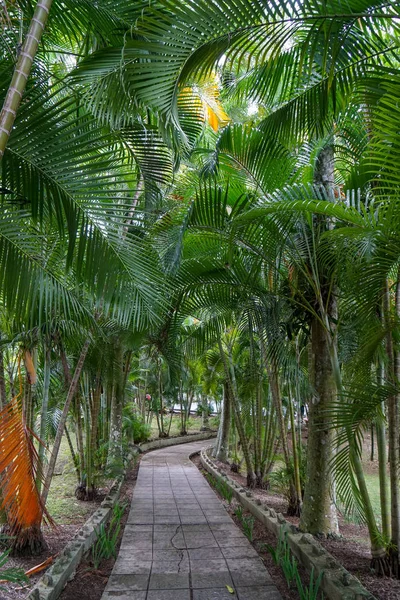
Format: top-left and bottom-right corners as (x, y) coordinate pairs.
(57, 459), (139, 600)
(0, 438), (124, 600)
(202, 453), (400, 600)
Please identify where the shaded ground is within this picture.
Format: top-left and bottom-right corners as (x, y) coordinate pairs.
(0, 439), (116, 600)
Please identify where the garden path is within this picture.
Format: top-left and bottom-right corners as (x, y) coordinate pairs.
(101, 440), (282, 600)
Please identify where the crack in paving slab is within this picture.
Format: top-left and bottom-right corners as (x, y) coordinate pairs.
(170, 524), (186, 572)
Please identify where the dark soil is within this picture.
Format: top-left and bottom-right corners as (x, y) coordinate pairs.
(0, 497), (106, 600)
(200, 455), (400, 600)
(0, 459), (139, 600)
(58, 458), (140, 600)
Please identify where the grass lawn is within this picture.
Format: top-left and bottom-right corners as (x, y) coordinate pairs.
(148, 414), (219, 439)
(46, 437), (105, 524)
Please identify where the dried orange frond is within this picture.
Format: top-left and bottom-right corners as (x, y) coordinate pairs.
(0, 367), (53, 538)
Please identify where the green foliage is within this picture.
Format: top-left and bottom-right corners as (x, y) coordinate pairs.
(266, 531), (324, 598)
(206, 472), (233, 504)
(209, 415), (220, 429)
(233, 504), (243, 521)
(241, 514), (255, 542)
(0, 549), (29, 589)
(196, 403), (212, 417)
(269, 447), (307, 502)
(295, 568), (325, 600)
(233, 504), (255, 541)
(122, 404), (151, 443)
(92, 501), (127, 569)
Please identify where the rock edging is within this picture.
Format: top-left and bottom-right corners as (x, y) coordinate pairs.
(200, 446), (376, 600)
(27, 475), (125, 600)
(139, 430), (217, 452)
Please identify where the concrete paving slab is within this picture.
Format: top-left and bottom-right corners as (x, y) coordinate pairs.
(147, 591), (190, 600)
(237, 586), (283, 599)
(191, 571), (234, 589)
(192, 589), (236, 600)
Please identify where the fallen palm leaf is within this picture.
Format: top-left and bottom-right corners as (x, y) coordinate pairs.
(24, 555), (55, 577)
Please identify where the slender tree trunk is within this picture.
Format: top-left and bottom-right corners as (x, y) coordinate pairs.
(65, 424), (80, 484)
(254, 382), (263, 486)
(74, 395), (85, 483)
(264, 348), (299, 513)
(179, 381), (187, 435)
(385, 278), (400, 575)
(37, 344), (51, 494)
(289, 392), (302, 511)
(108, 341), (128, 465)
(0, 0), (53, 158)
(215, 382), (231, 462)
(167, 409), (174, 436)
(200, 394), (210, 431)
(376, 413), (390, 540)
(0, 335), (6, 408)
(261, 397), (277, 483)
(377, 359), (390, 540)
(41, 338), (90, 507)
(300, 318), (337, 534)
(251, 394), (260, 483)
(108, 382), (123, 466)
(218, 339), (256, 487)
(83, 376), (101, 500)
(84, 390), (93, 500)
(370, 425), (374, 461)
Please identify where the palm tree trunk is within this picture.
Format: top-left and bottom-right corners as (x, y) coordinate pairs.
(263, 345), (299, 512)
(251, 393), (260, 483)
(215, 382), (231, 462)
(289, 391), (302, 511)
(41, 338), (90, 507)
(65, 424), (80, 484)
(385, 278), (400, 576)
(37, 343), (51, 494)
(300, 318), (337, 534)
(89, 377), (101, 496)
(0, 334), (6, 408)
(218, 338), (256, 487)
(200, 394), (210, 430)
(74, 394), (85, 482)
(179, 380), (187, 435)
(0, 0), (53, 158)
(377, 360), (390, 539)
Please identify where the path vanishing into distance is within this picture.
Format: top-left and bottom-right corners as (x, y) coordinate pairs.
(102, 440), (282, 600)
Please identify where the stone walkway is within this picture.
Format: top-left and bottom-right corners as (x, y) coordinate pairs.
(102, 440), (282, 600)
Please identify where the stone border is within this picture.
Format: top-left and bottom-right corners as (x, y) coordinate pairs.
(139, 430), (217, 452)
(27, 475), (125, 600)
(200, 446), (376, 600)
(27, 432), (216, 600)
